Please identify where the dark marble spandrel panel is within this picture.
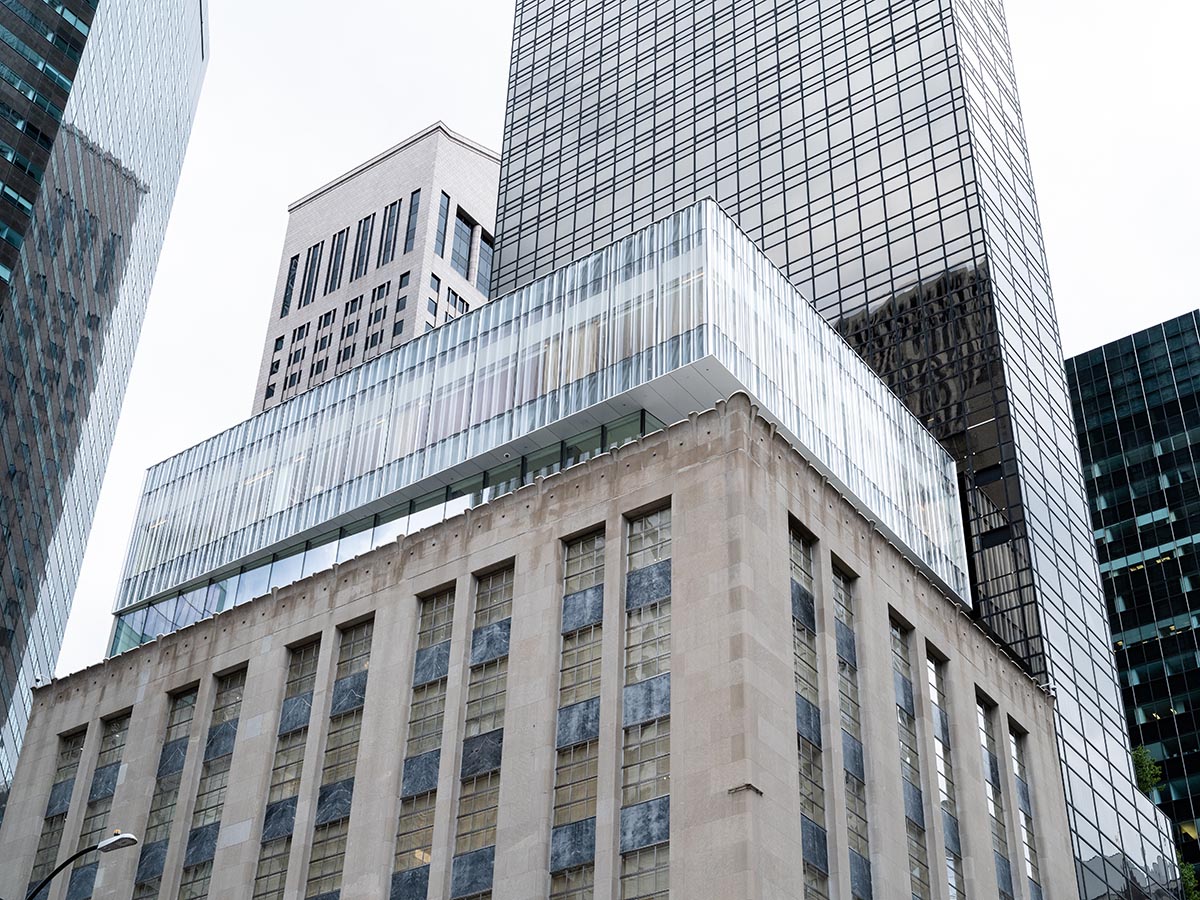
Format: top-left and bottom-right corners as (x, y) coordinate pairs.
(309, 892), (339, 900)
(625, 558), (671, 611)
(413, 640), (451, 686)
(619, 795), (670, 853)
(470, 618), (511, 667)
(331, 670), (369, 716)
(262, 795), (297, 841)
(894, 671), (915, 716)
(157, 736), (189, 777)
(45, 776), (74, 817)
(449, 845), (495, 898)
(556, 696), (600, 749)
(849, 848), (873, 900)
(401, 749), (441, 798)
(835, 620), (857, 667)
(65, 861), (97, 900)
(933, 703), (950, 745)
(135, 838), (168, 884)
(184, 821), (219, 867)
(800, 815), (828, 874)
(279, 690), (314, 735)
(796, 693), (821, 748)
(943, 810), (962, 857)
(842, 730), (865, 781)
(550, 817), (596, 872)
(791, 579), (816, 631)
(87, 762), (120, 802)
(562, 584), (603, 634)
(390, 865), (430, 900)
(622, 673), (670, 727)
(1016, 774), (1032, 816)
(204, 718), (238, 761)
(315, 777), (355, 826)
(995, 852), (1014, 898)
(982, 748), (1000, 787)
(903, 778), (925, 829)
(1029, 877), (1044, 900)
(460, 729), (504, 779)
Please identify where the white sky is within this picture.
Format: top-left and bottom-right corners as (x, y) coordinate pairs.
(55, 0), (1200, 676)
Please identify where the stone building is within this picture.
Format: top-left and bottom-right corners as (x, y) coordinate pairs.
(0, 395), (1072, 900)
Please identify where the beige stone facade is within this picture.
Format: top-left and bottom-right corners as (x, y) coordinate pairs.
(0, 396), (1072, 900)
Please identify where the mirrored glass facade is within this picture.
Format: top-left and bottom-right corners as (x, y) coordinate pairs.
(114, 201), (966, 645)
(0, 0), (207, 819)
(1068, 309), (1200, 866)
(493, 0), (1177, 893)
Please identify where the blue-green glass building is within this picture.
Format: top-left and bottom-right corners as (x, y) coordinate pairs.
(0, 0), (208, 820)
(1068, 309), (1200, 864)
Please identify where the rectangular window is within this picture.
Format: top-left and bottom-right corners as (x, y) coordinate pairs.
(430, 273), (441, 294)
(370, 307), (386, 325)
(406, 680), (448, 757)
(550, 866), (594, 900)
(891, 622), (931, 900)
(350, 213), (375, 281)
(927, 655), (965, 900)
(835, 569), (870, 891)
(1010, 728), (1041, 896)
(398, 271), (410, 289)
(553, 739), (598, 826)
(285, 372), (301, 389)
(427, 298), (438, 317)
(324, 227), (349, 295)
(316, 335), (331, 352)
(475, 567), (514, 627)
(341, 321), (359, 340)
(30, 731), (87, 885)
(395, 295), (407, 313)
(181, 669), (247, 899)
(136, 690), (199, 895)
(475, 235), (493, 297)
(317, 310), (335, 329)
(299, 242), (324, 308)
(464, 658), (507, 737)
(451, 211), (472, 278)
(419, 587), (455, 648)
(291, 323), (309, 343)
(455, 771), (500, 854)
(377, 198), (402, 267)
(625, 601), (670, 684)
(559, 625), (602, 707)
(565, 531), (605, 594)
(978, 700), (1013, 900)
(367, 330), (383, 349)
(280, 254), (299, 317)
(394, 790), (436, 872)
(622, 717), (670, 805)
(627, 508), (671, 571)
(344, 296), (362, 316)
(74, 715), (131, 877)
(620, 844), (669, 899)
(434, 192), (450, 257)
(403, 189), (421, 253)
(287, 347), (305, 366)
(371, 281), (391, 302)
(392, 320), (405, 337)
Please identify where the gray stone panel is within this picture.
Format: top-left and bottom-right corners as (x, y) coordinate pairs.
(401, 749), (440, 798)
(995, 852), (1014, 898)
(622, 673), (670, 727)
(331, 670), (369, 716)
(460, 729), (504, 778)
(315, 777), (355, 826)
(619, 795), (670, 853)
(184, 822), (219, 867)
(835, 620), (857, 667)
(65, 861), (97, 900)
(45, 777), (74, 817)
(796, 693), (821, 748)
(983, 748), (1000, 787)
(470, 619), (511, 667)
(625, 558), (671, 611)
(849, 848), (872, 900)
(791, 579), (816, 631)
(88, 762), (120, 803)
(261, 796), (297, 841)
(1016, 774), (1032, 816)
(157, 736), (189, 777)
(943, 810), (961, 857)
(902, 778), (925, 829)
(556, 697), (600, 749)
(450, 845), (495, 898)
(204, 718), (238, 761)
(390, 865), (430, 900)
(135, 838), (168, 884)
(562, 584), (603, 634)
(413, 640), (451, 686)
(842, 730), (865, 781)
(550, 817), (596, 872)
(894, 671), (914, 717)
(800, 815), (829, 874)
(279, 691), (314, 735)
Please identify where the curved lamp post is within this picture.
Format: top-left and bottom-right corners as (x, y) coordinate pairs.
(25, 831), (139, 900)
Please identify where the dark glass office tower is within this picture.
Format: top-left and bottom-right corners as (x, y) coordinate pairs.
(0, 0), (208, 818)
(495, 0), (1177, 894)
(1068, 310), (1200, 866)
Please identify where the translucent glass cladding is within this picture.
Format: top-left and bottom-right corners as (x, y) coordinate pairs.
(0, 0), (207, 819)
(116, 201), (966, 625)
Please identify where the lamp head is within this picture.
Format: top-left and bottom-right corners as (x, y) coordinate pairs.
(98, 832), (139, 853)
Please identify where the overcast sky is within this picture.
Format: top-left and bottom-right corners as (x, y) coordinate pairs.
(55, 0), (1200, 676)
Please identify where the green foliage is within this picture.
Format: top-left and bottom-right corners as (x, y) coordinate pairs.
(1133, 745), (1164, 795)
(1179, 855), (1199, 900)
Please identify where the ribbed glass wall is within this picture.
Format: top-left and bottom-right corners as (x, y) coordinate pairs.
(114, 201), (966, 652)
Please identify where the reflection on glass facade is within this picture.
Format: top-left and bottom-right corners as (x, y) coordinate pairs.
(0, 0), (207, 819)
(1068, 310), (1200, 865)
(115, 201), (966, 646)
(494, 0), (1178, 893)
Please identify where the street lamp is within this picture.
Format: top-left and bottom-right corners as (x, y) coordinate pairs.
(25, 831), (139, 900)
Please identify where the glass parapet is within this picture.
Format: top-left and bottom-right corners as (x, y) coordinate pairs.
(114, 201), (968, 649)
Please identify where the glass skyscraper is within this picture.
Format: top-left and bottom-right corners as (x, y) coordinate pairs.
(494, 0), (1177, 894)
(0, 0), (208, 819)
(1068, 309), (1200, 866)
